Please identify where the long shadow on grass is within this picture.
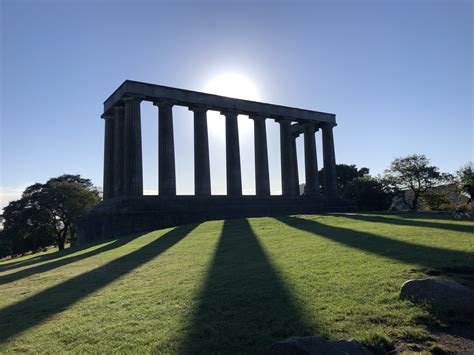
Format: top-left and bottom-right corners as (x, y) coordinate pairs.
(0, 224), (197, 344)
(0, 241), (116, 272)
(0, 236), (135, 286)
(178, 219), (315, 354)
(0, 255), (50, 271)
(337, 214), (474, 235)
(277, 216), (474, 270)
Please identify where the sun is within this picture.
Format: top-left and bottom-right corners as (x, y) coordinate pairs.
(203, 73), (260, 138)
(203, 73), (260, 101)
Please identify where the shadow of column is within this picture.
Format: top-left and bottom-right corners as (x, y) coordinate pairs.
(335, 214), (474, 234)
(178, 219), (315, 353)
(0, 238), (133, 273)
(276, 216), (474, 270)
(0, 236), (135, 286)
(0, 223), (197, 344)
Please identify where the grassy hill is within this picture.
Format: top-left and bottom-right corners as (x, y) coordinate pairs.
(0, 214), (473, 353)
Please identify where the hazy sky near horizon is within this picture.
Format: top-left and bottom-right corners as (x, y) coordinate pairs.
(1, 0), (472, 209)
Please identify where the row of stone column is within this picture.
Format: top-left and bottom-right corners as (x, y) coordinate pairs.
(103, 98), (338, 200)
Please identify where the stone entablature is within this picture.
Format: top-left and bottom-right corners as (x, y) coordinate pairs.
(103, 80), (336, 123)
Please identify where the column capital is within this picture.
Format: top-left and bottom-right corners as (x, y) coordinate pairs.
(101, 113), (115, 120)
(188, 105), (208, 113)
(101, 105), (123, 119)
(304, 121), (320, 133)
(274, 117), (292, 124)
(122, 96), (144, 103)
(321, 122), (337, 129)
(220, 110), (239, 118)
(249, 114), (266, 121)
(153, 99), (176, 107)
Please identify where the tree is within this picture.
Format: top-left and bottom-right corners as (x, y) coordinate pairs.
(343, 176), (393, 211)
(382, 154), (452, 211)
(456, 162), (474, 203)
(318, 164), (369, 192)
(1, 197), (55, 257)
(419, 188), (454, 211)
(1, 174), (100, 255)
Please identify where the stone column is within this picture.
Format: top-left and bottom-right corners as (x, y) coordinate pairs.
(222, 111), (242, 196)
(102, 113), (115, 200)
(155, 100), (176, 196)
(291, 133), (300, 195)
(304, 123), (320, 197)
(123, 97), (143, 196)
(251, 116), (270, 196)
(113, 105), (125, 197)
(277, 119), (297, 196)
(190, 106), (211, 196)
(322, 122), (337, 199)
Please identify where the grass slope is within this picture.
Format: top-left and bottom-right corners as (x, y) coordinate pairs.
(0, 214), (473, 353)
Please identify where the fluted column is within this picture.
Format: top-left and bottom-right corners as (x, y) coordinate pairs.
(277, 119), (297, 196)
(123, 97), (143, 196)
(322, 122), (337, 199)
(113, 105), (125, 197)
(102, 113), (115, 200)
(191, 106), (211, 196)
(304, 123), (320, 197)
(155, 100), (176, 196)
(223, 111), (242, 196)
(251, 116), (270, 196)
(291, 133), (300, 195)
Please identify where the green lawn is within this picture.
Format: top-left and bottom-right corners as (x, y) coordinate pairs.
(0, 214), (472, 353)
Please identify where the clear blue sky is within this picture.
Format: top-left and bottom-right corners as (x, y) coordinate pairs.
(1, 0), (472, 208)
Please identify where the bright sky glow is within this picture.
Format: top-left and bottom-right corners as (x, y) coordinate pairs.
(203, 72), (260, 139)
(204, 73), (260, 101)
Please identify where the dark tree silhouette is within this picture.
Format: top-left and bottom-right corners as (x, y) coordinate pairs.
(318, 164), (369, 192)
(1, 175), (100, 256)
(344, 176), (393, 211)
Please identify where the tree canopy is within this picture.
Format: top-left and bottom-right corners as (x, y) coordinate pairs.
(318, 164), (369, 193)
(344, 176), (392, 211)
(1, 175), (100, 257)
(457, 162), (474, 203)
(382, 154), (452, 210)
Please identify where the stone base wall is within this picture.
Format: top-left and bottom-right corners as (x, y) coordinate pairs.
(77, 195), (354, 244)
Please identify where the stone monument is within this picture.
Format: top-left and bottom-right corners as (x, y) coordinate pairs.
(78, 80), (349, 243)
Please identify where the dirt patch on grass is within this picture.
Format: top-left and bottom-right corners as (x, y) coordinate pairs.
(392, 324), (474, 354)
(430, 324), (474, 354)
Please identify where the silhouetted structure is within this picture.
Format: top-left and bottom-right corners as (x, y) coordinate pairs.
(78, 80), (349, 242)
